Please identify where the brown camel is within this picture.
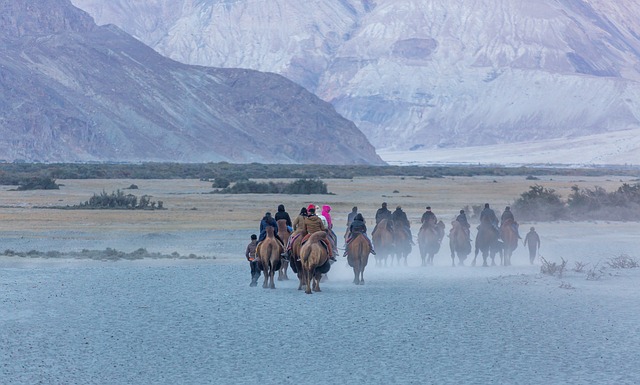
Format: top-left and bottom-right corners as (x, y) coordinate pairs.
(448, 220), (471, 266)
(500, 218), (519, 266)
(418, 220), (445, 266)
(276, 219), (291, 281)
(288, 230), (307, 291)
(372, 218), (394, 267)
(347, 233), (370, 285)
(299, 231), (331, 294)
(258, 226), (283, 289)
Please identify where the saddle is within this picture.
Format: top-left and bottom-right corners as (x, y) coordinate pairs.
(299, 232), (332, 260)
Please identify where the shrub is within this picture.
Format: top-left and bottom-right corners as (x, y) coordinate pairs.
(16, 176), (60, 190)
(512, 185), (566, 221)
(540, 256), (567, 278)
(214, 178), (329, 194)
(606, 254), (638, 269)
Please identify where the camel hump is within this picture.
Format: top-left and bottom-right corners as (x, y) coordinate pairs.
(308, 231), (327, 243)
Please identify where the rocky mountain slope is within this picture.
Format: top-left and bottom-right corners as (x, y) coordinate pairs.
(0, 0), (383, 164)
(71, 0), (640, 153)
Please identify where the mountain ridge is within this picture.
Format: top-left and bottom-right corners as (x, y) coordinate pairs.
(71, 0), (640, 155)
(0, 0), (383, 164)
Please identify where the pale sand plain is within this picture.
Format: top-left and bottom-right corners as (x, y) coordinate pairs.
(0, 174), (637, 259)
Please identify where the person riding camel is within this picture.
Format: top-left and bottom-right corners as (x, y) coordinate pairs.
(292, 207), (307, 232)
(284, 207), (308, 259)
(421, 206), (438, 228)
(479, 203), (499, 236)
(321, 204), (339, 259)
(372, 202), (392, 236)
(392, 205), (414, 245)
(500, 206), (521, 239)
(343, 213), (376, 257)
(347, 206), (359, 228)
(456, 209), (471, 237)
(257, 212), (285, 258)
(275, 204), (293, 232)
(302, 205), (335, 261)
(345, 206), (360, 239)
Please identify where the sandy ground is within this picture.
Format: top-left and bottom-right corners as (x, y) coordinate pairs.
(1, 176), (640, 384)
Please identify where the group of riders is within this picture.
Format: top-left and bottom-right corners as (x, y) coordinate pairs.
(245, 202), (541, 285)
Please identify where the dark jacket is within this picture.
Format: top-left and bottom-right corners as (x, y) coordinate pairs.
(275, 211), (292, 227)
(392, 209), (410, 228)
(501, 210), (515, 223)
(375, 207), (392, 224)
(350, 218), (367, 234)
(258, 216), (278, 242)
(480, 207), (498, 225)
(456, 213), (470, 228)
(421, 210), (437, 225)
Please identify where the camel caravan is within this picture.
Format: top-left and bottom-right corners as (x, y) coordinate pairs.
(246, 202), (532, 292)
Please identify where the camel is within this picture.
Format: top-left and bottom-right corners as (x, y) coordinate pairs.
(448, 220), (472, 266)
(258, 226), (283, 289)
(299, 231), (331, 294)
(418, 220), (445, 266)
(287, 230), (307, 291)
(392, 220), (413, 266)
(346, 233), (370, 285)
(500, 218), (519, 266)
(372, 219), (394, 267)
(276, 219), (291, 280)
(472, 222), (502, 267)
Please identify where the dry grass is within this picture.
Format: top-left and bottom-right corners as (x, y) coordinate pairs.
(0, 174), (635, 236)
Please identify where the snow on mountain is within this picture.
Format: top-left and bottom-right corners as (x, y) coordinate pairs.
(71, 0), (640, 163)
(379, 128), (640, 167)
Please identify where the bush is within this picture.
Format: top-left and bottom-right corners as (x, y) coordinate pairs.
(540, 256), (567, 278)
(606, 254), (638, 269)
(512, 185), (566, 221)
(74, 190), (164, 210)
(214, 178), (329, 194)
(16, 176), (60, 190)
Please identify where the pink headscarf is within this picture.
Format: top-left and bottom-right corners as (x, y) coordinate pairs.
(321, 205), (332, 228)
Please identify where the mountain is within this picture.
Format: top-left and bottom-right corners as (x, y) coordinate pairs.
(70, 0), (640, 156)
(0, 0), (383, 164)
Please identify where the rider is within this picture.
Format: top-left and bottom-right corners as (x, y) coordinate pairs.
(274, 204), (293, 232)
(456, 209), (471, 236)
(392, 205), (414, 245)
(372, 202), (392, 236)
(479, 203), (499, 236)
(258, 212), (281, 243)
(500, 206), (521, 239)
(321, 204), (339, 259)
(343, 213), (376, 257)
(346, 206), (359, 228)
(292, 207), (307, 232)
(420, 206), (438, 228)
(303, 205), (335, 261)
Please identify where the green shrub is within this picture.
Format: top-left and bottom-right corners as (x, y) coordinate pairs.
(512, 185), (566, 221)
(16, 176), (60, 190)
(214, 178), (329, 194)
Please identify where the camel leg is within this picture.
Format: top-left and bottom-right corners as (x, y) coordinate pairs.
(304, 269), (312, 294)
(269, 267), (276, 289)
(359, 268), (365, 285)
(313, 272), (322, 292)
(262, 266), (269, 288)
